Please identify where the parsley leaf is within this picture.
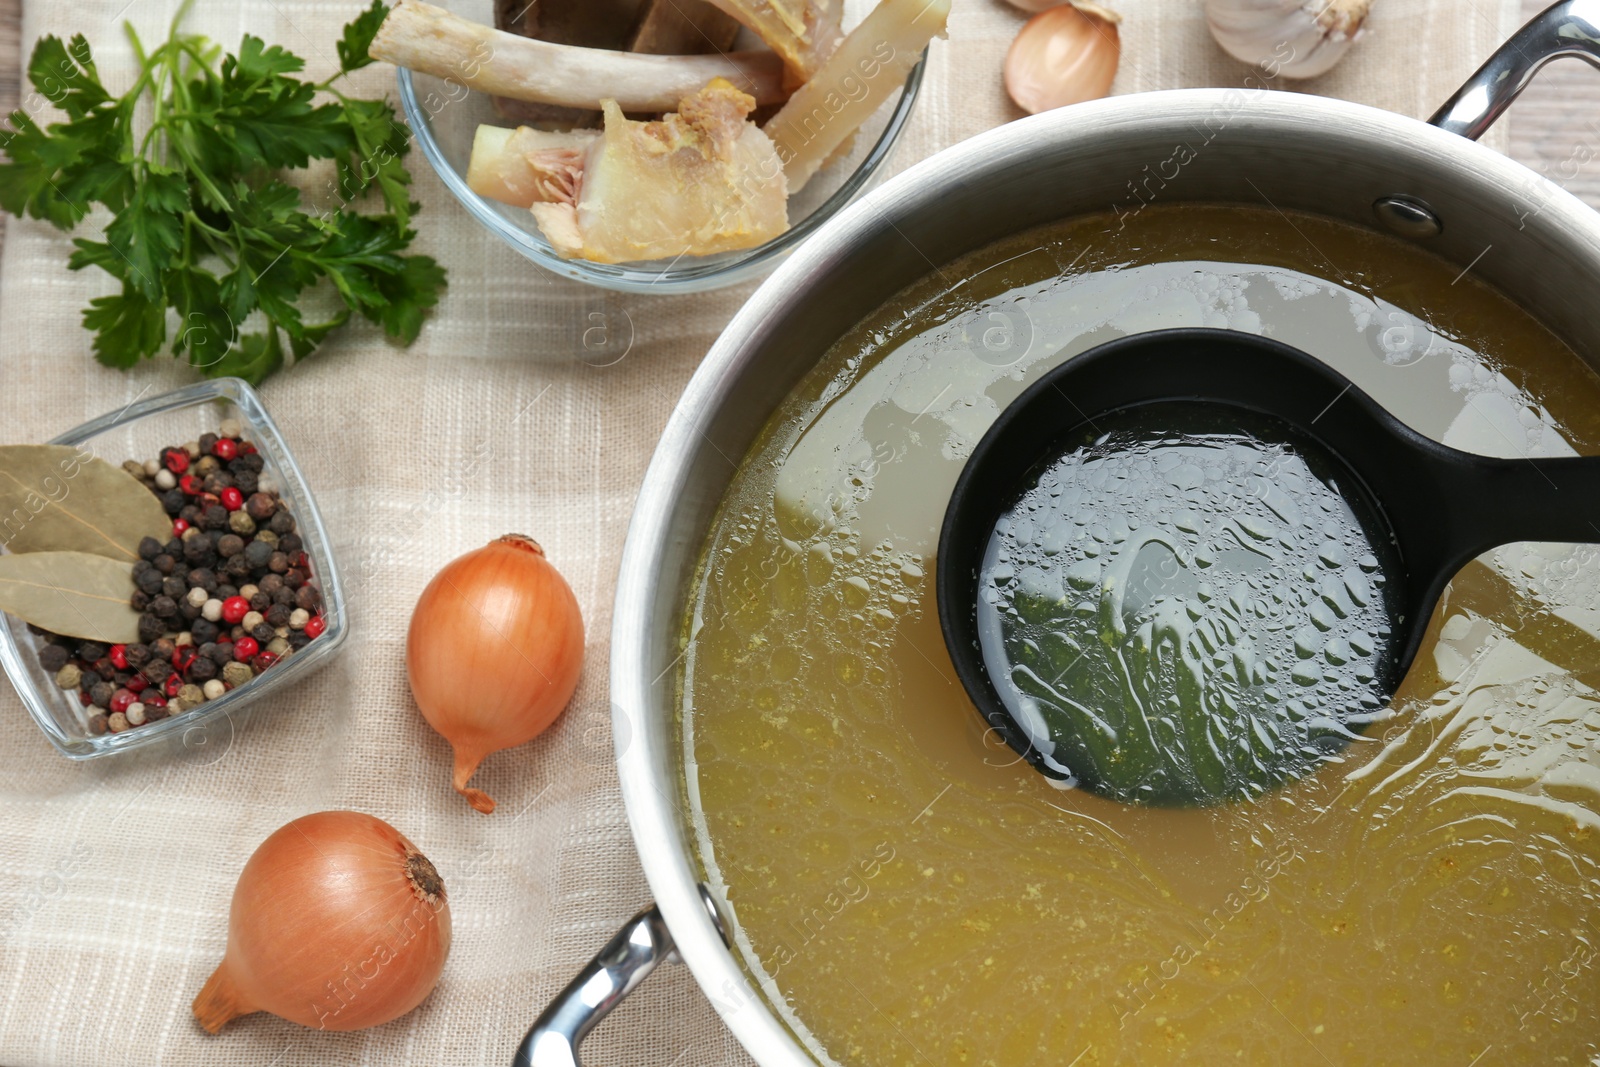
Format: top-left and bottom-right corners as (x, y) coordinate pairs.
(337, 0), (389, 74)
(0, 2), (444, 385)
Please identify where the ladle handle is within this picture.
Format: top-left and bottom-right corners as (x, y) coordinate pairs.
(1430, 0), (1600, 140)
(1431, 453), (1600, 566)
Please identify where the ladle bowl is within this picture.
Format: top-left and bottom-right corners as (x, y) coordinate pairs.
(937, 328), (1600, 795)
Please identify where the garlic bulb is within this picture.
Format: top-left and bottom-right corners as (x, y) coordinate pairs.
(1205, 0), (1372, 80)
(1004, 2), (1122, 115)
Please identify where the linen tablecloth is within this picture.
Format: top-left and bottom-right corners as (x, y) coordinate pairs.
(0, 0), (1522, 1063)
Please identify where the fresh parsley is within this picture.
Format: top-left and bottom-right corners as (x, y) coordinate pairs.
(0, 0), (445, 384)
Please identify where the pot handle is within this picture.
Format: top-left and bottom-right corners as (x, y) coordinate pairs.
(1430, 0), (1600, 140)
(512, 887), (728, 1067)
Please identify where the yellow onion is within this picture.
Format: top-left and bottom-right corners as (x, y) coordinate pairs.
(192, 811), (451, 1033)
(1004, 2), (1122, 115)
(407, 534), (585, 813)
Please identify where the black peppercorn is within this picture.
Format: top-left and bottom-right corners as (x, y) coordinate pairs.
(183, 537), (216, 567)
(151, 595), (177, 618)
(250, 621), (275, 642)
(179, 504), (203, 524)
(136, 568), (164, 595)
(153, 553), (176, 576)
(272, 586), (295, 607)
(138, 536), (163, 561)
(138, 613), (164, 642)
(130, 590), (151, 611)
(191, 618), (219, 644)
(286, 629), (312, 651)
(244, 492), (275, 521)
(200, 504), (229, 531)
(199, 433), (218, 455)
(264, 604), (292, 628)
(295, 585), (322, 612)
(217, 534), (245, 558)
(151, 638), (176, 661)
(181, 600), (203, 621)
(37, 643), (69, 672)
(278, 533), (303, 555)
(160, 487), (185, 515)
(188, 568), (218, 593)
(241, 453), (265, 474)
(269, 510), (295, 535)
(125, 643), (151, 667)
(89, 681), (114, 707)
(249, 591), (271, 613)
(234, 470), (259, 495)
(257, 573), (283, 595)
(141, 659), (169, 683)
(207, 643), (234, 665)
(79, 670), (101, 690)
(162, 575), (187, 599)
(217, 584), (239, 600)
(267, 551), (289, 574)
(189, 655), (217, 681)
(164, 537), (185, 557)
(132, 559), (152, 578)
(243, 540), (273, 569)
(75, 640), (106, 663)
(224, 555), (252, 579)
(203, 472), (233, 494)
(284, 568), (306, 589)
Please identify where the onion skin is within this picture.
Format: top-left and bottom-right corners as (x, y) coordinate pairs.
(1004, 4), (1121, 115)
(192, 811), (451, 1033)
(407, 534), (585, 813)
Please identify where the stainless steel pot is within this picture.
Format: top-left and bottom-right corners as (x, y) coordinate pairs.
(517, 4), (1600, 1064)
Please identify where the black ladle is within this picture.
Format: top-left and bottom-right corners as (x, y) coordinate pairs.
(937, 328), (1600, 799)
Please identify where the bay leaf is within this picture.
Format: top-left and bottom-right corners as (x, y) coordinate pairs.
(0, 550), (140, 642)
(0, 444), (171, 561)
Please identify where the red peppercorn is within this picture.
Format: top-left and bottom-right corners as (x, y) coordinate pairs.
(213, 438), (238, 461)
(144, 692), (168, 709)
(79, 690), (94, 706)
(125, 674), (147, 694)
(164, 672), (185, 698)
(163, 448), (190, 474)
(221, 487), (244, 511)
(172, 646), (197, 674)
(240, 443), (257, 456)
(109, 644), (128, 670)
(251, 651), (279, 672)
(303, 614), (326, 639)
(172, 518), (190, 536)
(179, 474), (203, 496)
(233, 637), (259, 661)
(109, 688), (135, 714)
(221, 596), (250, 624)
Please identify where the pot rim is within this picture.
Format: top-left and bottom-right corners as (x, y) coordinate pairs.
(610, 86), (1600, 1067)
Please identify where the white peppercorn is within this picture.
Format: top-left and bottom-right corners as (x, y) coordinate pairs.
(202, 598), (223, 622)
(108, 711), (130, 732)
(242, 611), (265, 632)
(202, 679), (226, 701)
(55, 663), (82, 690)
(143, 458), (160, 478)
(126, 703), (147, 726)
(186, 586), (209, 608)
(154, 468), (177, 490)
(219, 418), (241, 438)
(289, 608), (309, 630)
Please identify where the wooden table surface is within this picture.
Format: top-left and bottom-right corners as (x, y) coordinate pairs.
(0, 0), (1594, 267)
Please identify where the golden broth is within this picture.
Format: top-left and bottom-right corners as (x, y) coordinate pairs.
(680, 206), (1600, 1066)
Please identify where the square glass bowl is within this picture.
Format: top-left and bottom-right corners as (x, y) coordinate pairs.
(396, 0), (926, 294)
(0, 378), (346, 759)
